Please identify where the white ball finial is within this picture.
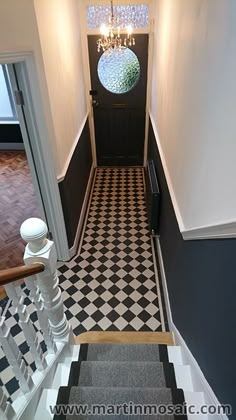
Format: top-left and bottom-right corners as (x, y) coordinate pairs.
(20, 218), (48, 251)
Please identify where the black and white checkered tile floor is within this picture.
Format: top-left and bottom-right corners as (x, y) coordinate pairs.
(59, 167), (165, 334)
(0, 166), (165, 401)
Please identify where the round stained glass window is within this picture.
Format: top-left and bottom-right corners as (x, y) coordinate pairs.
(97, 47), (140, 94)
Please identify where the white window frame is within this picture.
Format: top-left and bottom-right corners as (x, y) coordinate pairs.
(0, 64), (18, 121)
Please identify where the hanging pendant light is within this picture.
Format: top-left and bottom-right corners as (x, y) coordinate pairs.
(97, 0), (135, 53)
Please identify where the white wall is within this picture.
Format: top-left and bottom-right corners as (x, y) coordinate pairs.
(34, 0), (87, 178)
(151, 0), (236, 231)
(0, 0), (87, 178)
(0, 0), (60, 174)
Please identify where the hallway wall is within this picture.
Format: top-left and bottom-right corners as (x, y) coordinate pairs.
(0, 0), (60, 173)
(0, 0), (87, 179)
(59, 119), (92, 248)
(34, 0), (87, 178)
(148, 122), (236, 413)
(150, 0), (236, 232)
(150, 0), (236, 412)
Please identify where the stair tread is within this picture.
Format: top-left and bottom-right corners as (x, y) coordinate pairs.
(85, 343), (166, 362)
(70, 386), (174, 403)
(66, 386), (184, 419)
(78, 361), (166, 388)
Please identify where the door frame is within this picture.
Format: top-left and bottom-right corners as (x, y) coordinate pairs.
(7, 63), (47, 224)
(0, 51), (70, 261)
(78, 0), (153, 167)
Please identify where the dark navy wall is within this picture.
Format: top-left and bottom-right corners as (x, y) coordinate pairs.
(59, 119), (93, 248)
(0, 123), (23, 143)
(148, 120), (236, 416)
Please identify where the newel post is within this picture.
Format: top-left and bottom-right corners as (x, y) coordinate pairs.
(20, 218), (73, 343)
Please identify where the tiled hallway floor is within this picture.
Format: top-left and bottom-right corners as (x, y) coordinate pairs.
(58, 167), (165, 334)
(0, 167), (165, 401)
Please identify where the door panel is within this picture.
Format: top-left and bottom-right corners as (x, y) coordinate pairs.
(88, 34), (149, 166)
(94, 107), (145, 166)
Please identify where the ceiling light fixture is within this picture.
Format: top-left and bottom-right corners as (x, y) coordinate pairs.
(97, 0), (135, 52)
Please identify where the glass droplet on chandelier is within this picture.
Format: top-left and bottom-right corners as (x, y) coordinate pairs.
(97, 47), (140, 94)
(87, 4), (149, 29)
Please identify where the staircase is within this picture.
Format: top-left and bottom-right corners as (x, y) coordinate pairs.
(0, 218), (215, 419)
(55, 343), (186, 419)
(33, 340), (208, 420)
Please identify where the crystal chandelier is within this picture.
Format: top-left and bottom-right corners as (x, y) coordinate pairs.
(97, 0), (135, 53)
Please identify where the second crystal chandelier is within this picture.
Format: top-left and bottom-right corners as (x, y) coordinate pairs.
(97, 0), (135, 53)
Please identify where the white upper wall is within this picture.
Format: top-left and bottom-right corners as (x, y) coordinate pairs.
(0, 0), (60, 174)
(0, 0), (87, 178)
(34, 0), (87, 178)
(150, 0), (236, 231)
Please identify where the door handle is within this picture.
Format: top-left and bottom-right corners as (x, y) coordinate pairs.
(92, 100), (99, 108)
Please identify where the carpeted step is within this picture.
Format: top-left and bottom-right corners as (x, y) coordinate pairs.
(53, 386), (187, 420)
(79, 344), (169, 363)
(79, 361), (166, 388)
(68, 361), (177, 389)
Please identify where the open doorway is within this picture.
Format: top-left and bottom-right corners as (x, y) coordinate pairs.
(0, 64), (43, 298)
(0, 52), (71, 266)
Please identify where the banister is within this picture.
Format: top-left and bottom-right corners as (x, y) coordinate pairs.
(0, 263), (45, 286)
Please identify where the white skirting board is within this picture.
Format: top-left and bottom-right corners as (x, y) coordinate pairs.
(68, 165), (95, 259)
(155, 237), (229, 420)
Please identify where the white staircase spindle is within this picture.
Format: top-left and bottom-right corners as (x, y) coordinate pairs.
(0, 388), (15, 420)
(0, 388), (8, 419)
(4, 283), (47, 371)
(24, 275), (57, 354)
(20, 218), (73, 343)
(0, 312), (33, 393)
(4, 402), (15, 420)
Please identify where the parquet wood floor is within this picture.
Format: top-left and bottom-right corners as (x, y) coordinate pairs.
(0, 151), (40, 271)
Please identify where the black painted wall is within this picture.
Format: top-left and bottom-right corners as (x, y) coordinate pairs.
(0, 123), (23, 143)
(148, 120), (236, 417)
(59, 119), (93, 248)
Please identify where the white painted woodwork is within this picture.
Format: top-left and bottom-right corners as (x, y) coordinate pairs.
(24, 275), (57, 354)
(0, 388), (7, 418)
(4, 282), (47, 371)
(4, 402), (15, 420)
(0, 388), (11, 420)
(12, 342), (65, 420)
(20, 218), (73, 342)
(167, 345), (183, 365)
(174, 364), (194, 392)
(34, 389), (57, 420)
(184, 391), (209, 420)
(0, 312), (33, 393)
(50, 363), (70, 389)
(0, 388), (15, 420)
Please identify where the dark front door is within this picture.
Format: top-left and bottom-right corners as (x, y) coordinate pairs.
(88, 34), (148, 166)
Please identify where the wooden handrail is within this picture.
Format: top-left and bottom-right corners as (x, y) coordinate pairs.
(0, 263), (45, 287)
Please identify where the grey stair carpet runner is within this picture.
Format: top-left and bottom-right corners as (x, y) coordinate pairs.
(54, 344), (187, 420)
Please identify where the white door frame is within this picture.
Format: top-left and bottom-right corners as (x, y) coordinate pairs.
(78, 0), (97, 167)
(0, 51), (70, 261)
